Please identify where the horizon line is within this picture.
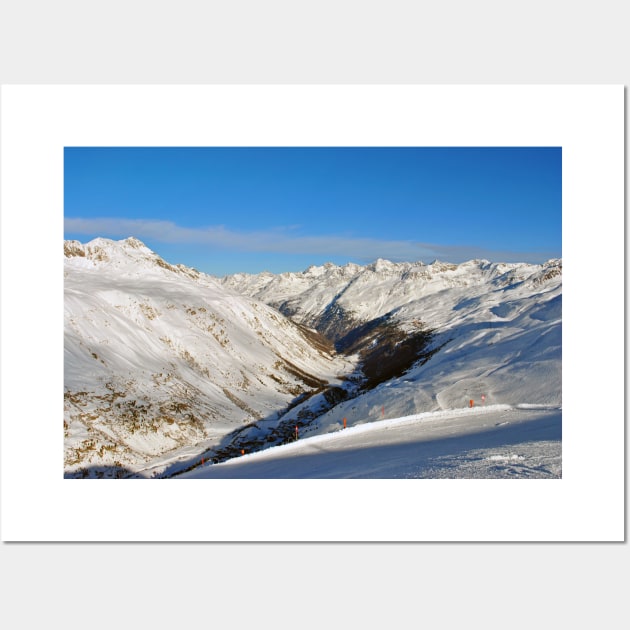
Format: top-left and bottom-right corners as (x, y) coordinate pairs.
(64, 217), (561, 271)
(64, 233), (562, 277)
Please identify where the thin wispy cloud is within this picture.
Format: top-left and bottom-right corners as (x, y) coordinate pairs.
(65, 217), (441, 261)
(429, 243), (560, 264)
(64, 217), (556, 264)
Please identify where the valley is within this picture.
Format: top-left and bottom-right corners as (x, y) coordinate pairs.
(64, 238), (562, 478)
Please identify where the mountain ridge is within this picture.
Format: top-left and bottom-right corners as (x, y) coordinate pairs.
(221, 254), (562, 339)
(219, 247), (562, 445)
(64, 237), (561, 478)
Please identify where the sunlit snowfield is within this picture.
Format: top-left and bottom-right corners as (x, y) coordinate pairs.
(181, 404), (561, 479)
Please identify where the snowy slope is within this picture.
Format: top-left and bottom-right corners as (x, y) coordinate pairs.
(222, 258), (561, 338)
(181, 404), (562, 479)
(162, 256), (562, 479)
(222, 257), (562, 422)
(64, 238), (352, 477)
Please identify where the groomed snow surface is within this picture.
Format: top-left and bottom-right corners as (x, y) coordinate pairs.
(181, 404), (561, 479)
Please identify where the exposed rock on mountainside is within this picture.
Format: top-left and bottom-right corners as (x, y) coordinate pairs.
(64, 237), (352, 478)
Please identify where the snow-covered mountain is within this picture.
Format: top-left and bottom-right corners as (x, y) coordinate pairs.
(222, 257), (562, 342)
(64, 237), (352, 477)
(221, 256), (562, 436)
(188, 254), (563, 480)
(64, 238), (561, 479)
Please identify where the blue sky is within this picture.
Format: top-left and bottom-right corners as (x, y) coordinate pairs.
(64, 147), (561, 276)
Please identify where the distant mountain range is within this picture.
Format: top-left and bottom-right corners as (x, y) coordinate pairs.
(64, 237), (561, 478)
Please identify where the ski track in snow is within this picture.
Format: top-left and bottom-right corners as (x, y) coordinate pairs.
(180, 404), (562, 479)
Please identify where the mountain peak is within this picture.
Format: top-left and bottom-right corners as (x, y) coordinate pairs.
(65, 236), (168, 272)
(304, 262), (339, 277)
(122, 236), (149, 250)
(366, 258), (396, 273)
